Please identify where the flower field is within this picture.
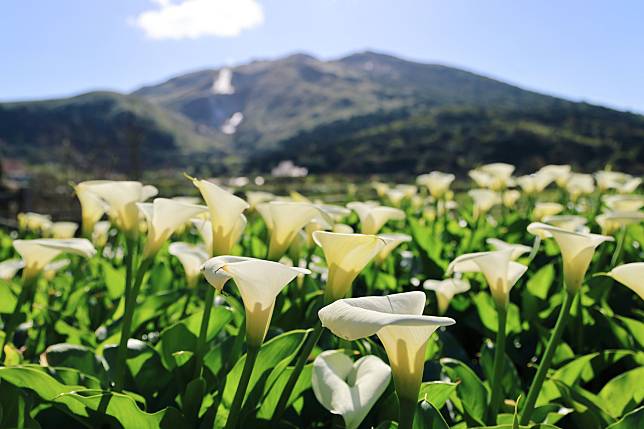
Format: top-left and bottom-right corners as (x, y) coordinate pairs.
(0, 163), (642, 429)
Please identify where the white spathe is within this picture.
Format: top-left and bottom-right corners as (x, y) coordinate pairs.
(605, 263), (644, 300)
(486, 238), (531, 260)
(347, 202), (405, 235)
(313, 231), (386, 301)
(0, 259), (25, 280)
(374, 233), (412, 264)
(74, 182), (107, 235)
(138, 198), (208, 259)
(201, 256), (309, 346)
(191, 178), (249, 256)
(318, 291), (454, 401)
(13, 238), (96, 280)
(169, 242), (209, 288)
(447, 249), (528, 308)
(312, 350), (391, 429)
(423, 278), (471, 314)
(527, 222), (613, 291)
(416, 172), (455, 199)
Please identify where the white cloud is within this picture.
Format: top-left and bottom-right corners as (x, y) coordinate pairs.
(135, 0), (264, 40)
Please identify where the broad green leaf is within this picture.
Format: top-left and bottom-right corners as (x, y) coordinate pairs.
(418, 381), (458, 409)
(606, 406), (644, 429)
(598, 367), (644, 418)
(413, 400), (449, 429)
(526, 264), (555, 300)
(257, 363), (313, 419)
(441, 358), (488, 424)
(0, 280), (17, 313)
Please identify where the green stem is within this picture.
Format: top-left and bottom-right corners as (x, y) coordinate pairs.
(0, 275), (37, 361)
(225, 345), (260, 429)
(487, 306), (507, 425)
(193, 286), (215, 379)
(398, 396), (416, 429)
(464, 215), (480, 253)
(610, 227), (626, 268)
(271, 320), (324, 422)
(113, 248), (153, 391)
(520, 288), (575, 425)
(527, 235), (542, 264)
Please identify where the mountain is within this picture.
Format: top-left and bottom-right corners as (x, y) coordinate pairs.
(1, 51), (643, 176)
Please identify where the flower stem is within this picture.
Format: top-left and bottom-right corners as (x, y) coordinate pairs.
(225, 345), (260, 429)
(610, 226), (626, 268)
(113, 247), (153, 391)
(0, 275), (37, 361)
(271, 320), (324, 422)
(520, 288), (575, 425)
(398, 395), (416, 429)
(193, 286), (215, 379)
(487, 306), (507, 425)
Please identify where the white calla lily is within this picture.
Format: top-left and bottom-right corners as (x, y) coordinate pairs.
(313, 231), (386, 301)
(347, 202), (405, 235)
(333, 223), (354, 234)
(318, 291), (455, 404)
(245, 191), (275, 209)
(542, 215), (589, 233)
(532, 202), (564, 221)
(603, 194), (644, 212)
(447, 249), (528, 308)
(486, 238), (531, 260)
(258, 201), (331, 260)
(17, 212), (52, 234)
(416, 171), (455, 199)
(538, 164), (571, 187)
(49, 221), (78, 239)
(516, 173), (554, 194)
(565, 173), (595, 201)
(312, 350), (391, 429)
(423, 278), (471, 314)
(604, 263), (644, 300)
(13, 238), (96, 280)
(468, 189), (501, 219)
(596, 211), (644, 235)
(201, 256), (309, 346)
(91, 221), (111, 247)
(169, 242), (209, 288)
(375, 233), (412, 264)
(502, 190), (521, 208)
(191, 178), (249, 256)
(74, 182), (107, 236)
(0, 259), (25, 280)
(527, 222), (613, 291)
(595, 171), (635, 192)
(80, 180), (157, 237)
(138, 198), (208, 259)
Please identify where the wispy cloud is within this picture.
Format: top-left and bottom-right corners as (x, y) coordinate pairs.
(134, 0), (264, 40)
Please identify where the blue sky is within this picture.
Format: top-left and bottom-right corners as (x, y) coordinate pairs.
(2, 0), (643, 112)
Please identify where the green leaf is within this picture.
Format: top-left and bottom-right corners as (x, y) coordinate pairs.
(0, 280), (17, 313)
(526, 264), (555, 300)
(257, 363), (313, 419)
(441, 358), (488, 424)
(101, 261), (125, 300)
(181, 377), (206, 421)
(606, 406), (644, 429)
(41, 343), (108, 383)
(413, 400), (449, 429)
(0, 366), (185, 428)
(418, 381), (458, 409)
(221, 330), (307, 415)
(598, 367), (644, 418)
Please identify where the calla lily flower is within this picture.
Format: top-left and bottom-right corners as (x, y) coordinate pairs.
(312, 350), (391, 429)
(201, 256), (309, 346)
(74, 182), (107, 236)
(81, 180), (157, 237)
(468, 189), (501, 219)
(416, 171), (455, 199)
(318, 291), (455, 405)
(565, 173), (595, 201)
(595, 211), (644, 235)
(603, 195), (644, 212)
(447, 249), (528, 308)
(374, 233), (412, 264)
(594, 170), (640, 192)
(347, 202), (405, 235)
(17, 212), (52, 234)
(0, 259), (24, 280)
(191, 178), (249, 256)
(137, 198), (208, 259)
(313, 231), (386, 301)
(169, 242), (209, 288)
(516, 173), (554, 194)
(533, 202), (564, 221)
(502, 190), (521, 208)
(371, 182), (390, 198)
(423, 278), (471, 314)
(470, 163), (514, 191)
(333, 223), (354, 234)
(13, 238), (96, 280)
(245, 191), (275, 209)
(486, 238), (531, 260)
(538, 164), (571, 187)
(258, 201), (331, 260)
(527, 222), (613, 291)
(542, 215), (589, 233)
(604, 263), (644, 300)
(42, 259), (70, 281)
(91, 221), (111, 247)
(49, 221), (78, 239)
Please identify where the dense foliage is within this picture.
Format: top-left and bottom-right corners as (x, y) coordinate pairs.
(0, 164), (642, 429)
